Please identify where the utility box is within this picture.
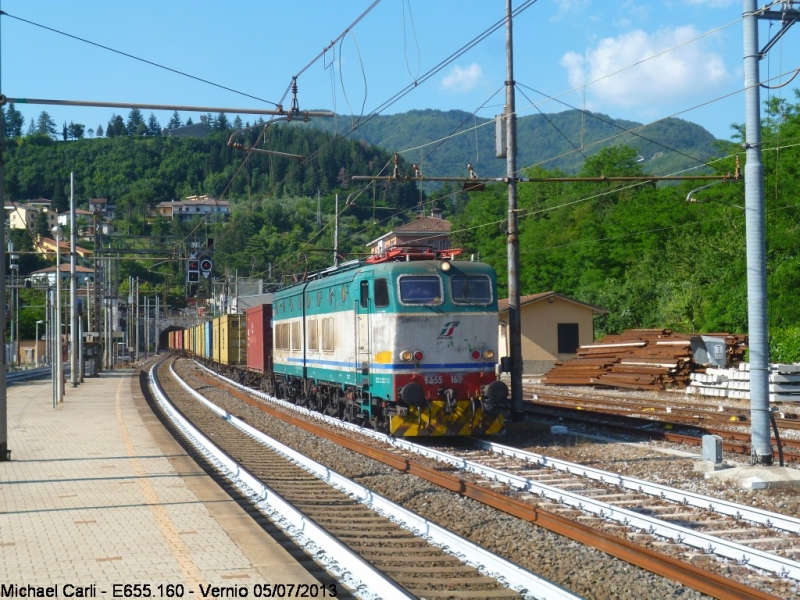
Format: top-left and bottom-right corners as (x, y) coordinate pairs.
(702, 434), (723, 464)
(691, 336), (727, 367)
(495, 114), (506, 158)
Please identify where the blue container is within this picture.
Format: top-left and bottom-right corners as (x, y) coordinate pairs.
(204, 320), (213, 359)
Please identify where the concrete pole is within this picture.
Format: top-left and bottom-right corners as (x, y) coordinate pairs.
(505, 0), (523, 415)
(54, 229), (63, 403)
(742, 0), (773, 464)
(70, 172), (78, 387)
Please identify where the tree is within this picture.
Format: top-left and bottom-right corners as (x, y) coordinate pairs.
(185, 117), (194, 126)
(35, 111), (58, 138)
(3, 103), (25, 138)
(167, 110), (182, 129)
(126, 108), (145, 136)
(215, 112), (230, 131)
(33, 210), (51, 238)
(96, 124), (104, 137)
(146, 112), (161, 136)
(106, 114), (125, 137)
(232, 115), (243, 130)
(68, 122), (85, 140)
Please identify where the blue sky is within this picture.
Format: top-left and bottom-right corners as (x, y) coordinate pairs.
(2, 0), (797, 154)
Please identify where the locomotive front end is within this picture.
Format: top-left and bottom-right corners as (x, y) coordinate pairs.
(372, 257), (509, 436)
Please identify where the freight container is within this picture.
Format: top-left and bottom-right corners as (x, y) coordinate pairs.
(204, 320), (213, 360)
(246, 304), (273, 374)
(216, 314), (247, 365)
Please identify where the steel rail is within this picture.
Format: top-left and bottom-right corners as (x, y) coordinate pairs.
(149, 360), (414, 600)
(191, 361), (784, 600)
(474, 439), (800, 533)
(523, 404), (800, 461)
(171, 363), (579, 600)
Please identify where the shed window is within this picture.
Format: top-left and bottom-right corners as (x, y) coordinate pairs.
(557, 323), (580, 354)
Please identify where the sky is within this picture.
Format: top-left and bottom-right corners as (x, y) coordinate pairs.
(2, 0), (798, 161)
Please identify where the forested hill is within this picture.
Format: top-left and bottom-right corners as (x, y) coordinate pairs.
(2, 126), (404, 214)
(294, 108), (723, 178)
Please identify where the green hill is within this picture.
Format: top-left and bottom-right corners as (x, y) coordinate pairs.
(294, 108), (722, 179)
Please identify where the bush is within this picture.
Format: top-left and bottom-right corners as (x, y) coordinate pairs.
(770, 326), (800, 363)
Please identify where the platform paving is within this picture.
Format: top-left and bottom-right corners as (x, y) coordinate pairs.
(0, 368), (321, 593)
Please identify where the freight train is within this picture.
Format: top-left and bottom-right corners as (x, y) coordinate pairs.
(168, 246), (509, 436)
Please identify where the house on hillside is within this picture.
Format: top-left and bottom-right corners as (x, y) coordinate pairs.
(498, 291), (607, 375)
(5, 202), (58, 233)
(366, 208), (451, 255)
(156, 195), (230, 222)
(33, 235), (93, 261)
(89, 197), (116, 221)
(27, 264), (95, 286)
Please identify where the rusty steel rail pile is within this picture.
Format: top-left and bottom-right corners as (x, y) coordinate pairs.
(542, 329), (747, 390)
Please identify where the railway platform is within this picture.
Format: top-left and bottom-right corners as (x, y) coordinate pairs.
(0, 367), (321, 592)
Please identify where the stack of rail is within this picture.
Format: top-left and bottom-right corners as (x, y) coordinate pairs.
(542, 329), (747, 391)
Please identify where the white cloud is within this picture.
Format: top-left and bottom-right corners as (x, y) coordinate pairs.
(440, 63), (483, 93)
(560, 26), (732, 112)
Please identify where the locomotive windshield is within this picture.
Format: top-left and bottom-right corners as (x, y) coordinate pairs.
(399, 275), (442, 305)
(451, 274), (492, 305)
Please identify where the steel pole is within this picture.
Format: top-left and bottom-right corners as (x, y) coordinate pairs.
(70, 172), (78, 387)
(505, 0), (523, 415)
(54, 233), (63, 403)
(742, 0), (772, 464)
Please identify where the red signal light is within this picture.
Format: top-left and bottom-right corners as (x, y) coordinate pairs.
(413, 350), (424, 361)
(200, 259), (212, 272)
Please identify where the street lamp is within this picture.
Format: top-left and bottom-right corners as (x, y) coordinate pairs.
(35, 320), (44, 366)
(52, 226), (64, 404)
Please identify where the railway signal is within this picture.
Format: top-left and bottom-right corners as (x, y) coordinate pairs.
(200, 258), (212, 278)
(187, 259), (200, 283)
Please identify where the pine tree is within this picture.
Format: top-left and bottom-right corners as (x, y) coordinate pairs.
(126, 108), (145, 135)
(36, 111), (58, 138)
(3, 103), (25, 138)
(167, 110), (182, 129)
(96, 124), (104, 137)
(147, 112), (161, 136)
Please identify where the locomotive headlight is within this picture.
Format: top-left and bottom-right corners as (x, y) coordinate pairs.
(400, 350), (413, 362)
(439, 260), (451, 272)
(483, 349), (495, 360)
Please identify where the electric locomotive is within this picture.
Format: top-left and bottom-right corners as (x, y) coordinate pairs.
(271, 246), (509, 436)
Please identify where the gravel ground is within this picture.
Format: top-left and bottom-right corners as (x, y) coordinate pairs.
(168, 360), (719, 600)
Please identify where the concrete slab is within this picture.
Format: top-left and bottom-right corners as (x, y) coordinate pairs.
(701, 464), (800, 489)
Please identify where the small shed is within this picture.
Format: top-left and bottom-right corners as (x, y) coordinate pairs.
(498, 291), (607, 375)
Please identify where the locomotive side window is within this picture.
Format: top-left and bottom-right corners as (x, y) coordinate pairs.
(275, 323), (289, 350)
(360, 281), (369, 308)
(290, 321), (301, 351)
(374, 278), (389, 307)
(307, 318), (319, 351)
(399, 275), (442, 305)
(451, 275), (492, 305)
(321, 317), (335, 351)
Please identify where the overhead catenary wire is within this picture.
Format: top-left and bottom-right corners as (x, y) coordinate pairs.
(0, 10), (279, 107)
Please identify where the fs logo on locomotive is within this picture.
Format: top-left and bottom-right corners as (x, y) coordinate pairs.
(438, 321), (460, 339)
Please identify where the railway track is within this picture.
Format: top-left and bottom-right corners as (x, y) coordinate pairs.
(150, 357), (574, 600)
(523, 386), (800, 461)
(176, 357), (800, 600)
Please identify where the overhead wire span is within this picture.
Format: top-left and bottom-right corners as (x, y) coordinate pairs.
(278, 0), (383, 107)
(267, 1), (538, 193)
(0, 10), (278, 107)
